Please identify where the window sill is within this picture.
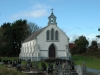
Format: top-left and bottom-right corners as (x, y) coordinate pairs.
(46, 40), (59, 42)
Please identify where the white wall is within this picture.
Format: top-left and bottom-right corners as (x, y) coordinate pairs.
(19, 40), (36, 59)
(37, 25), (70, 58)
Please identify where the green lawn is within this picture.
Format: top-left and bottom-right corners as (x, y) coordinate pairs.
(72, 55), (100, 70)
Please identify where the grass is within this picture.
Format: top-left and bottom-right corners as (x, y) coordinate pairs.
(72, 55), (100, 70)
(0, 65), (27, 75)
(0, 57), (18, 60)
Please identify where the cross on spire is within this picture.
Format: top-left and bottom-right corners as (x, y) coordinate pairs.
(51, 8), (54, 13)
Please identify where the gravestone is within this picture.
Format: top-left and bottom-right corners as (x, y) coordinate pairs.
(5, 60), (8, 65)
(3, 60), (6, 64)
(82, 62), (87, 74)
(25, 59), (32, 71)
(55, 63), (58, 72)
(58, 63), (63, 75)
(48, 63), (53, 74)
(55, 61), (59, 66)
(76, 65), (82, 75)
(6, 59), (10, 65)
(13, 59), (17, 67)
(9, 60), (12, 65)
(35, 61), (39, 71)
(64, 61), (70, 74)
(7, 60), (13, 68)
(17, 59), (22, 71)
(18, 59), (21, 64)
(0, 58), (1, 62)
(70, 60), (75, 72)
(41, 62), (47, 71)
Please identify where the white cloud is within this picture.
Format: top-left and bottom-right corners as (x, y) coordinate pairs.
(11, 3), (51, 19)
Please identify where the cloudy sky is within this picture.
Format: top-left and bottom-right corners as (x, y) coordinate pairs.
(0, 0), (100, 42)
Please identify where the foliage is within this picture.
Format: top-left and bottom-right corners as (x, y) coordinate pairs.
(88, 40), (98, 52)
(71, 35), (89, 54)
(0, 23), (13, 56)
(0, 19), (41, 56)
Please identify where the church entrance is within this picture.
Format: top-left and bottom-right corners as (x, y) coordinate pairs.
(49, 44), (56, 58)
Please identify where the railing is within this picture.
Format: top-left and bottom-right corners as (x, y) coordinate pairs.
(19, 57), (71, 61)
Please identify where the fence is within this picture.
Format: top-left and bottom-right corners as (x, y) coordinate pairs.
(19, 57), (71, 61)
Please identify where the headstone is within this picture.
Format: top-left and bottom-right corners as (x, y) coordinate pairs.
(35, 61), (39, 71)
(18, 59), (21, 64)
(3, 60), (6, 64)
(5, 60), (8, 65)
(58, 63), (63, 75)
(82, 62), (87, 74)
(25, 59), (32, 71)
(41, 62), (47, 71)
(48, 63), (53, 74)
(69, 60), (75, 72)
(17, 59), (22, 71)
(55, 61), (59, 66)
(10, 60), (12, 65)
(55, 64), (58, 72)
(0, 58), (3, 64)
(0, 58), (1, 62)
(6, 59), (11, 65)
(64, 61), (70, 73)
(76, 65), (82, 75)
(13, 59), (17, 67)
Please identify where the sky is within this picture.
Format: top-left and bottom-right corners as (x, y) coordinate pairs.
(0, 0), (100, 42)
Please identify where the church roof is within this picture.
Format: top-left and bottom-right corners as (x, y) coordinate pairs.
(23, 26), (47, 43)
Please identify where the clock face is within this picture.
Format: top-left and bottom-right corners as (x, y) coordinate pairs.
(51, 17), (54, 23)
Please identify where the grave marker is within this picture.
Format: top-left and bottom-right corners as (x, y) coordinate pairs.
(25, 59), (32, 71)
(76, 65), (82, 75)
(82, 62), (87, 74)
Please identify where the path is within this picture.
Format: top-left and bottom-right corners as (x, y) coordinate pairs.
(75, 66), (100, 74)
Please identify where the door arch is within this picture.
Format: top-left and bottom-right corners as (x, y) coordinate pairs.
(49, 44), (56, 57)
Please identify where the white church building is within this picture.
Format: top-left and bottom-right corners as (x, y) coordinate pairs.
(19, 10), (71, 61)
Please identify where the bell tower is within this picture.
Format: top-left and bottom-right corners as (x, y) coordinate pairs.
(48, 9), (57, 26)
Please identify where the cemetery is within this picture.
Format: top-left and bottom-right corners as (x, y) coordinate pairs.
(0, 10), (99, 75)
(0, 57), (98, 75)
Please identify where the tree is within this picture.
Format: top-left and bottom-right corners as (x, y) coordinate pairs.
(89, 40), (98, 50)
(74, 35), (89, 54)
(12, 19), (41, 56)
(12, 19), (29, 56)
(27, 22), (41, 35)
(0, 19), (41, 56)
(0, 22), (13, 56)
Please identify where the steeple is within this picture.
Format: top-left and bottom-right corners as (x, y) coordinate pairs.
(48, 9), (57, 26)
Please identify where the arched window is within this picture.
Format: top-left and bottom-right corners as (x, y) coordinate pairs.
(51, 28), (54, 40)
(55, 30), (58, 40)
(46, 30), (50, 40)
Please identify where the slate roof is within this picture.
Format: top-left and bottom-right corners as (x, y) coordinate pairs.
(23, 26), (47, 43)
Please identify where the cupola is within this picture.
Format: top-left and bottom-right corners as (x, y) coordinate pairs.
(48, 9), (57, 26)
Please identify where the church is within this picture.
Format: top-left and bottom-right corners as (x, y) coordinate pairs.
(19, 10), (71, 61)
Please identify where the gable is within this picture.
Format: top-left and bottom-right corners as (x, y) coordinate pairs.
(37, 25), (69, 42)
